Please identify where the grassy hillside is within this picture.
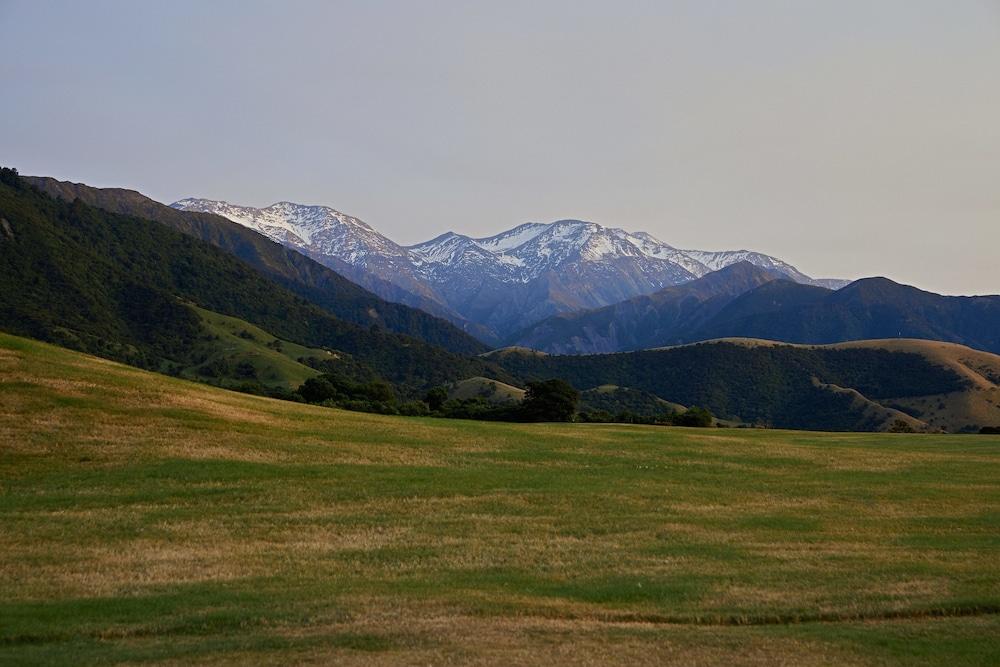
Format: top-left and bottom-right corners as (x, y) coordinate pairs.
(2, 331), (999, 665)
(447, 376), (526, 403)
(178, 305), (327, 389)
(690, 338), (1000, 433)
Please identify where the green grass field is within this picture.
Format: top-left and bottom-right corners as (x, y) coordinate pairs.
(1, 332), (999, 665)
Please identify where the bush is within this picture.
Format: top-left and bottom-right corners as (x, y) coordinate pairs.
(888, 419), (916, 433)
(265, 386), (304, 402)
(196, 358), (231, 378)
(299, 377), (338, 403)
(673, 406), (714, 428)
(399, 400), (430, 416)
(234, 361), (258, 379)
(578, 409), (613, 423)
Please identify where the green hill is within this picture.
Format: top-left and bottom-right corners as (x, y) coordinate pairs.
(0, 168), (502, 395)
(176, 305), (329, 389)
(1, 331), (999, 665)
(447, 376), (526, 403)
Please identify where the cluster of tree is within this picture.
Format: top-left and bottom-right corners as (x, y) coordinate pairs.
(887, 419), (917, 433)
(286, 376), (581, 422)
(283, 372), (717, 428)
(578, 405), (714, 427)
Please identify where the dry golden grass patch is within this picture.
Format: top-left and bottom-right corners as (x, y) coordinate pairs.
(218, 602), (865, 667)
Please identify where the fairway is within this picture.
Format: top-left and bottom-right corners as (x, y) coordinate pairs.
(2, 333), (999, 665)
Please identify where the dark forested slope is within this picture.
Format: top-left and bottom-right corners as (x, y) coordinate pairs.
(0, 168), (498, 392)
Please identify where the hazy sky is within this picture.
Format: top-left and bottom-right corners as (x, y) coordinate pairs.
(2, 1), (998, 294)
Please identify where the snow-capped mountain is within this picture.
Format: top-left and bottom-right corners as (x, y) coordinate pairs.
(171, 198), (846, 341)
(170, 199), (459, 324)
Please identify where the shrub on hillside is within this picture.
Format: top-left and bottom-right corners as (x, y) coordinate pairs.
(673, 406), (714, 428)
(888, 419), (916, 433)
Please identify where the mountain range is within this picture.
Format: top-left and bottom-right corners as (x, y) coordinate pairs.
(4, 166), (1000, 432)
(171, 198), (847, 341)
(512, 263), (1000, 355)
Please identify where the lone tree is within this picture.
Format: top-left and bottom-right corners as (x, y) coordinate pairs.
(520, 379), (579, 422)
(424, 386), (449, 412)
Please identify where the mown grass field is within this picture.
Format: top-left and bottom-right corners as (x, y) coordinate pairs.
(1, 332), (999, 665)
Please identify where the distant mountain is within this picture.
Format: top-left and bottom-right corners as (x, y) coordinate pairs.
(691, 277), (1000, 354)
(0, 168), (501, 393)
(515, 267), (1000, 355)
(26, 177), (488, 355)
(489, 338), (1000, 432)
(511, 262), (784, 354)
(167, 198), (470, 328)
(172, 199), (844, 340)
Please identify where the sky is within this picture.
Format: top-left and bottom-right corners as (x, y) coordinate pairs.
(1, 1), (998, 295)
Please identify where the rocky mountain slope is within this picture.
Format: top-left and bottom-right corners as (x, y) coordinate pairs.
(172, 199), (845, 340)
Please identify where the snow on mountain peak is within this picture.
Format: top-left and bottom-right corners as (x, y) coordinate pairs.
(171, 198), (403, 264)
(171, 196), (843, 340)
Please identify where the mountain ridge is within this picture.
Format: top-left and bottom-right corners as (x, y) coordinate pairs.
(172, 198), (846, 339)
(512, 266), (1000, 356)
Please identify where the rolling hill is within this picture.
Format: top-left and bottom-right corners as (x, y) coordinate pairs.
(489, 338), (1000, 432)
(694, 277), (1000, 354)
